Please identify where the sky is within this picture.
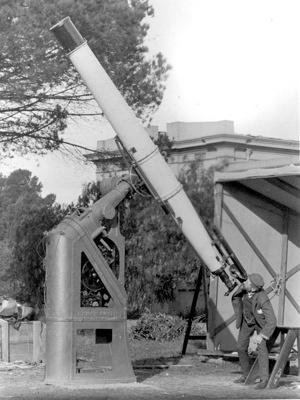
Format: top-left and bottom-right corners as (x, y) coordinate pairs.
(2, 0), (299, 204)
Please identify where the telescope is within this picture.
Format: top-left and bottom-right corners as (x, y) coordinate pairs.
(50, 17), (244, 293)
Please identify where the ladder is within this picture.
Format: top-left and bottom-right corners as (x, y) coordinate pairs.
(181, 264), (207, 355)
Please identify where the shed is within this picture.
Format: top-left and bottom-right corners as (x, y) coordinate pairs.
(207, 156), (300, 352)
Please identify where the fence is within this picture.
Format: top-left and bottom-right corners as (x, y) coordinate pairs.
(0, 319), (45, 363)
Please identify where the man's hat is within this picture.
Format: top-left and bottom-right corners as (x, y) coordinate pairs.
(248, 273), (264, 289)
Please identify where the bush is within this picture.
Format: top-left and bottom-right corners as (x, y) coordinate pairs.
(130, 310), (186, 341)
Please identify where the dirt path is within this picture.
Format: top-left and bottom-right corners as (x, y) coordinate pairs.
(0, 355), (299, 400)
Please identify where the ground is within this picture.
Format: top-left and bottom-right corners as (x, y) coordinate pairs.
(0, 338), (299, 399)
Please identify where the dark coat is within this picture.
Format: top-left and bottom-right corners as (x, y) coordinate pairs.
(232, 285), (277, 339)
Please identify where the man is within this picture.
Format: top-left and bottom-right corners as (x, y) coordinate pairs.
(232, 273), (277, 389)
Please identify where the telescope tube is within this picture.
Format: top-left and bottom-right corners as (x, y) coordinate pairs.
(50, 17), (232, 285)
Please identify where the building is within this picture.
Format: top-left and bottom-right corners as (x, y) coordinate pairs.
(208, 156), (300, 351)
(85, 121), (300, 180)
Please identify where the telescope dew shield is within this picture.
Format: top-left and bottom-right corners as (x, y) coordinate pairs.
(50, 17), (85, 53)
(50, 17), (228, 277)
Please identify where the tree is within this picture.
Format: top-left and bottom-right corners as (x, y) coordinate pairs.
(154, 132), (173, 160)
(0, 239), (11, 295)
(0, 0), (170, 156)
(0, 169), (65, 305)
(76, 181), (102, 208)
(122, 161), (217, 315)
(0, 169), (42, 240)
(178, 161), (215, 223)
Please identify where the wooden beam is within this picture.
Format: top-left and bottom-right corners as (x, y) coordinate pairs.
(226, 181), (286, 213)
(33, 321), (42, 363)
(210, 314), (236, 338)
(278, 210), (289, 325)
(0, 319), (10, 362)
(298, 330), (300, 377)
(242, 179), (300, 214)
(207, 278), (219, 351)
(268, 178), (300, 199)
(223, 203), (276, 278)
(284, 290), (300, 315)
(182, 265), (203, 355)
(214, 183), (223, 229)
(267, 329), (298, 389)
(224, 203), (300, 315)
(286, 263), (300, 280)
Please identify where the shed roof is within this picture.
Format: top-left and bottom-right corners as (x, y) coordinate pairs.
(215, 157), (300, 213)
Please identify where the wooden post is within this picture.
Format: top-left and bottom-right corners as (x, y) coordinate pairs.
(214, 183), (223, 229)
(297, 329), (300, 377)
(33, 321), (42, 363)
(208, 183), (223, 352)
(278, 209), (289, 325)
(267, 329), (297, 389)
(206, 277), (219, 351)
(0, 319), (10, 362)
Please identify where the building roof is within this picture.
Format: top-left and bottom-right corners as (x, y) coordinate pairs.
(215, 156), (300, 213)
(172, 133), (300, 153)
(84, 121), (300, 161)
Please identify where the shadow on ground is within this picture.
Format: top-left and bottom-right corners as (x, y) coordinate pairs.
(133, 355), (183, 382)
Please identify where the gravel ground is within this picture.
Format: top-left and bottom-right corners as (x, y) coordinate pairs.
(0, 339), (299, 399)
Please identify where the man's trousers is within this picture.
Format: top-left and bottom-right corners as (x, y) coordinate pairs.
(236, 320), (269, 381)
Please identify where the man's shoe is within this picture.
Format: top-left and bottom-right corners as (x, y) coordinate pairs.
(255, 379), (268, 389)
(233, 376), (246, 384)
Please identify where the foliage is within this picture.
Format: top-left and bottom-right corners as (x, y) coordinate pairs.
(123, 162), (216, 315)
(76, 181), (102, 208)
(0, 0), (171, 156)
(122, 195), (195, 313)
(130, 310), (186, 341)
(178, 161), (215, 223)
(0, 240), (11, 295)
(153, 132), (173, 160)
(0, 169), (65, 305)
(0, 169), (42, 236)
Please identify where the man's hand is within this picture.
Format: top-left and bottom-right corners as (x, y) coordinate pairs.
(253, 333), (264, 345)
